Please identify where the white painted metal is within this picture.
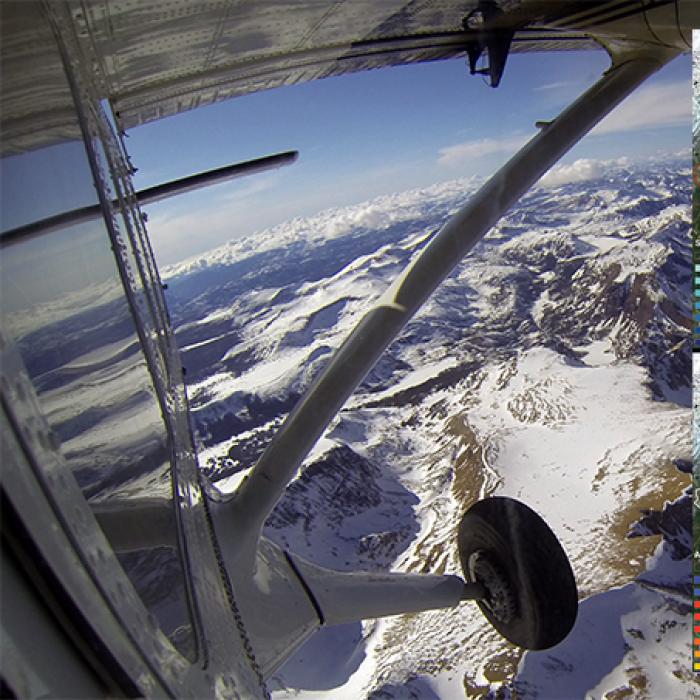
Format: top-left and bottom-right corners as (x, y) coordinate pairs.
(0, 338), (173, 697)
(206, 41), (680, 687)
(0, 0), (605, 154)
(1, 541), (109, 698)
(207, 529), (485, 679)
(4, 1), (697, 155)
(0, 3), (267, 697)
(219, 537), (322, 679)
(288, 553), (480, 626)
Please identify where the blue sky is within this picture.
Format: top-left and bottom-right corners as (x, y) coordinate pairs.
(126, 49), (690, 266)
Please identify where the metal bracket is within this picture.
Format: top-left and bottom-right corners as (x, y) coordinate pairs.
(463, 0), (517, 88)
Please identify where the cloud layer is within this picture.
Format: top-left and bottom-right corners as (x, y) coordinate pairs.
(592, 80), (688, 135)
(437, 134), (529, 168)
(539, 157), (630, 188)
(437, 79), (687, 172)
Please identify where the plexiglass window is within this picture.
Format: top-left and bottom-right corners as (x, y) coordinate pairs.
(0, 121), (196, 662)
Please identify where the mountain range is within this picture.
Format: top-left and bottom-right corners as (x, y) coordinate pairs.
(161, 154), (693, 699)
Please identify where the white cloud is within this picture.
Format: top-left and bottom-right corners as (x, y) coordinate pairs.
(539, 157), (629, 188)
(437, 134), (529, 168)
(219, 171), (280, 203)
(145, 189), (295, 266)
(539, 158), (604, 187)
(592, 80), (689, 136)
(144, 162), (422, 266)
(437, 80), (687, 171)
(534, 81), (572, 92)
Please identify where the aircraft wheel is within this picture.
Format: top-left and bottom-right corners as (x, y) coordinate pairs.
(457, 496), (577, 650)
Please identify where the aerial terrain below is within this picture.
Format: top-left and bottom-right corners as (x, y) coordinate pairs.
(161, 154), (693, 699)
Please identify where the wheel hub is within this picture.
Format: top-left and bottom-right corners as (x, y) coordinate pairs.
(467, 550), (517, 624)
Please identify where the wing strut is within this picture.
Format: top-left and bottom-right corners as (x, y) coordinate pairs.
(221, 46), (679, 557)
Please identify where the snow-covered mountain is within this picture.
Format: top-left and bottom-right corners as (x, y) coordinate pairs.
(162, 155), (693, 699)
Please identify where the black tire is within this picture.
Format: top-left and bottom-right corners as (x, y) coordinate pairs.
(457, 496), (578, 650)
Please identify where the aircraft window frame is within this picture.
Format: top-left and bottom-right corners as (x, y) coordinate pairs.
(0, 337), (176, 696)
(1, 4), (269, 697)
(48, 6), (204, 668)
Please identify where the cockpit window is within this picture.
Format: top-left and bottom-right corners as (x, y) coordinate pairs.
(0, 47), (197, 665)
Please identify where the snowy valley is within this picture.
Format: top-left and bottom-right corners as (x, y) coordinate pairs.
(162, 155), (693, 699)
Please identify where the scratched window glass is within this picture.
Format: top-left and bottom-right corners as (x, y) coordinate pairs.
(0, 138), (196, 662)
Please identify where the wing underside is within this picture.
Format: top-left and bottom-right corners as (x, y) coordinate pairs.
(1, 0), (612, 155)
(5, 0), (694, 155)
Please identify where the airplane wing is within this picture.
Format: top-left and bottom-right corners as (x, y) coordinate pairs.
(94, 0), (601, 130)
(6, 0), (692, 156)
(1, 1), (609, 155)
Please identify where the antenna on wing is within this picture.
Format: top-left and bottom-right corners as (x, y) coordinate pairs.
(0, 151), (299, 246)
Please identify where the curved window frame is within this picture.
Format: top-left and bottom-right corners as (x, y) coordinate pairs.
(1, 3), (267, 698)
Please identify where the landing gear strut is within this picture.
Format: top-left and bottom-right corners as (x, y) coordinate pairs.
(458, 497), (578, 650)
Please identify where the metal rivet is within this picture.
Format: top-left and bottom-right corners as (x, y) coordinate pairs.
(37, 429), (50, 451)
